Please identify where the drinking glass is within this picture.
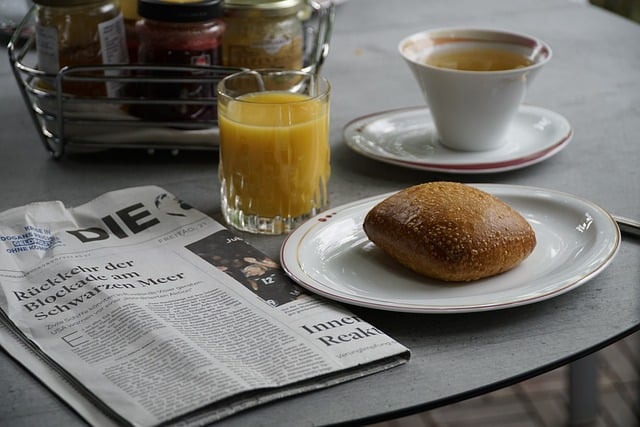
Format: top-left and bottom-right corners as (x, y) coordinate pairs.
(217, 69), (331, 234)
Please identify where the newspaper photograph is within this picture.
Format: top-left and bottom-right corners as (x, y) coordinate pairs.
(0, 186), (410, 426)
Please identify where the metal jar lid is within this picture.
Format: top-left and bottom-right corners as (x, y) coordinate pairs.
(139, 0), (224, 22)
(32, 0), (112, 6)
(223, 0), (304, 17)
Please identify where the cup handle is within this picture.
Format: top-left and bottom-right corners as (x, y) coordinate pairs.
(301, 0), (335, 74)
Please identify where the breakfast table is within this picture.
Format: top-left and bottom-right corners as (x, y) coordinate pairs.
(1, 0), (639, 426)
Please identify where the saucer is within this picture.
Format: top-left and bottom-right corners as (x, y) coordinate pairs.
(343, 105), (573, 173)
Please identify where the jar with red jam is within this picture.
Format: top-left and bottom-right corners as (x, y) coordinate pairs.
(134, 0), (225, 121)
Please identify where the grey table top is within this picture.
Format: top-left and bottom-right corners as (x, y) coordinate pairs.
(1, 0), (639, 426)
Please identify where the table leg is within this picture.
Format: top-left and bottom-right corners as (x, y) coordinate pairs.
(568, 353), (600, 425)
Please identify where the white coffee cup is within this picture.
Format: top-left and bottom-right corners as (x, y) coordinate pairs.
(399, 28), (552, 151)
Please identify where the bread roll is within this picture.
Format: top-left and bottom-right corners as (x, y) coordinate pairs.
(363, 182), (536, 282)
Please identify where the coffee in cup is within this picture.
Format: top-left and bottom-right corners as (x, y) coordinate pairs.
(424, 47), (534, 71)
(399, 28), (552, 151)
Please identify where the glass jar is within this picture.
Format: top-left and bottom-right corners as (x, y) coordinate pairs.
(135, 0), (225, 121)
(222, 0), (305, 70)
(118, 0), (139, 63)
(33, 0), (128, 96)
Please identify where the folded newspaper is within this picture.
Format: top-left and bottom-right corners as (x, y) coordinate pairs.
(0, 186), (410, 427)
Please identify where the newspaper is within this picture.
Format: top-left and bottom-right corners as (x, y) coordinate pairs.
(0, 186), (410, 427)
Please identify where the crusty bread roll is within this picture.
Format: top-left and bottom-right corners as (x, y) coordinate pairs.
(363, 182), (536, 282)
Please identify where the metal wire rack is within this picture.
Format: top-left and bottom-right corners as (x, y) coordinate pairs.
(8, 7), (246, 159)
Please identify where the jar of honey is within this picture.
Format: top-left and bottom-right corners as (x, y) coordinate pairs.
(33, 0), (129, 96)
(135, 0), (225, 121)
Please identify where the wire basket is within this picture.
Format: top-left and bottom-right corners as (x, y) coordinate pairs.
(8, 7), (246, 159)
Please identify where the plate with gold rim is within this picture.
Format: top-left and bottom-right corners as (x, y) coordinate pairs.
(343, 105), (572, 173)
(280, 184), (620, 313)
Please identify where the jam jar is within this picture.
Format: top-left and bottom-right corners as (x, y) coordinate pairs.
(118, 0), (139, 63)
(222, 0), (305, 70)
(33, 0), (129, 96)
(135, 0), (225, 121)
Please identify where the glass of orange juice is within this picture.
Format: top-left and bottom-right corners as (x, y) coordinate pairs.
(217, 70), (331, 234)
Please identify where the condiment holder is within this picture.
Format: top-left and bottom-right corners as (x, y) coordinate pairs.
(7, 1), (334, 159)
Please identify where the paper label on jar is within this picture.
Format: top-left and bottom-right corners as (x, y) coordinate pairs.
(98, 13), (129, 97)
(191, 54), (212, 67)
(255, 35), (292, 55)
(35, 24), (60, 74)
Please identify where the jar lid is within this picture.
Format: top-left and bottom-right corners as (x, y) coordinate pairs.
(33, 0), (108, 6)
(223, 0), (303, 16)
(138, 0), (223, 22)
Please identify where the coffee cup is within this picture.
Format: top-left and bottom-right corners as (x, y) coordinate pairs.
(399, 28), (552, 151)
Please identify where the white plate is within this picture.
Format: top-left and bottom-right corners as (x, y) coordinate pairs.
(343, 105), (573, 173)
(281, 184), (620, 313)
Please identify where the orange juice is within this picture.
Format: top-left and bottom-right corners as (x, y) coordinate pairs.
(218, 91), (330, 220)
